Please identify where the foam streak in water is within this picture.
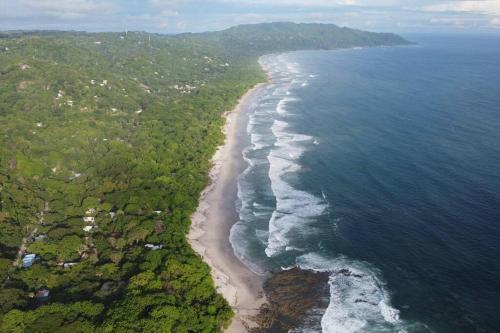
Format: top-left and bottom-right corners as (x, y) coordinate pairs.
(260, 55), (328, 258)
(265, 118), (326, 257)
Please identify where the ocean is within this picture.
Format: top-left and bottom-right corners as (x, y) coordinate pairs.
(229, 35), (500, 333)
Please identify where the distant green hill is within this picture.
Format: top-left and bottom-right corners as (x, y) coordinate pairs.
(172, 22), (409, 60)
(0, 23), (408, 332)
(194, 22), (409, 56)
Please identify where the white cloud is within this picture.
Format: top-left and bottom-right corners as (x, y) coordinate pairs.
(0, 0), (119, 19)
(491, 17), (500, 26)
(220, 0), (359, 5)
(149, 0), (403, 8)
(150, 0), (186, 9)
(430, 17), (468, 27)
(423, 1), (500, 15)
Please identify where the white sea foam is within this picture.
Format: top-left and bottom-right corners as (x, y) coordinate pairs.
(265, 117), (326, 257)
(250, 133), (267, 151)
(260, 55), (329, 257)
(230, 69), (291, 275)
(253, 210), (270, 217)
(276, 98), (287, 115)
(229, 223), (267, 275)
(286, 61), (301, 74)
(380, 301), (402, 324)
(285, 246), (306, 252)
(255, 229), (269, 245)
(295, 253), (417, 333)
(277, 97), (299, 115)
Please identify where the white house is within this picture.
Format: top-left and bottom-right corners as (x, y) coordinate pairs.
(69, 172), (82, 180)
(145, 244), (164, 251)
(22, 254), (37, 268)
(83, 226), (95, 232)
(83, 216), (95, 223)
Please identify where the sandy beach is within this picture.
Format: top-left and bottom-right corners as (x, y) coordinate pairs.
(188, 83), (268, 332)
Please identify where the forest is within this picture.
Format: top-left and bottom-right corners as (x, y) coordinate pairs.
(0, 23), (408, 332)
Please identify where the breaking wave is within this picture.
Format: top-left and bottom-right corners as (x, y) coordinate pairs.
(297, 253), (432, 333)
(265, 118), (325, 257)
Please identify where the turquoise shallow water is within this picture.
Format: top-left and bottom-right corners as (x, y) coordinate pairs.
(230, 35), (500, 332)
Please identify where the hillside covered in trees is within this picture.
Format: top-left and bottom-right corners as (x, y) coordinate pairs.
(0, 23), (408, 332)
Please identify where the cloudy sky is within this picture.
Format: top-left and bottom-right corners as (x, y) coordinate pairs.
(1, 0), (499, 34)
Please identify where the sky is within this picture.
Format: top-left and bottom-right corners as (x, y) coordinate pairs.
(0, 0), (499, 34)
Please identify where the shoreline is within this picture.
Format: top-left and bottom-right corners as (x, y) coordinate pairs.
(188, 82), (269, 332)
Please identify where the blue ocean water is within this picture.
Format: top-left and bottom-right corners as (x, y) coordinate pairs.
(230, 35), (500, 332)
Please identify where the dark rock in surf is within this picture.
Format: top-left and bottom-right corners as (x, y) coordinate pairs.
(251, 268), (330, 332)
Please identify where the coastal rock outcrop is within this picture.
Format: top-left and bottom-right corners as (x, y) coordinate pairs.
(250, 268), (330, 332)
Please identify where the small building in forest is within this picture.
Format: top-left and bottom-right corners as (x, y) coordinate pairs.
(35, 289), (50, 302)
(33, 234), (47, 242)
(22, 254), (37, 268)
(83, 216), (95, 224)
(83, 225), (96, 232)
(145, 244), (164, 251)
